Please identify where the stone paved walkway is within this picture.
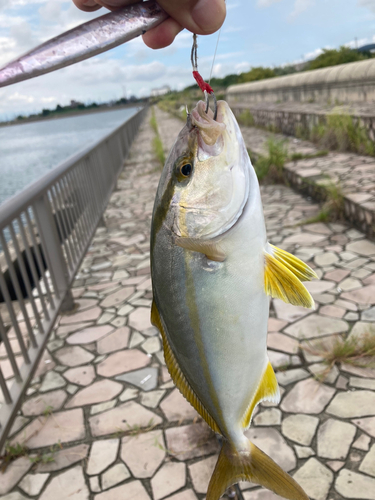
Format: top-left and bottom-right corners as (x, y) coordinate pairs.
(1, 108), (375, 500)
(239, 124), (375, 240)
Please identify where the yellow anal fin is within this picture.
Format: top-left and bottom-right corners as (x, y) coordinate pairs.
(174, 236), (226, 262)
(242, 361), (279, 430)
(269, 243), (318, 282)
(207, 439), (309, 500)
(151, 300), (221, 434)
(264, 245), (316, 309)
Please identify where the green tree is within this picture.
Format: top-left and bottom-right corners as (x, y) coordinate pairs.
(308, 46), (373, 70)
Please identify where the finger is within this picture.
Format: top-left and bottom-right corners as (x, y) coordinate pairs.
(158, 0), (226, 35)
(72, 0), (101, 12)
(142, 18), (183, 50)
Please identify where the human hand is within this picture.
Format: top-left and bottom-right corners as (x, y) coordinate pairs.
(72, 0), (226, 49)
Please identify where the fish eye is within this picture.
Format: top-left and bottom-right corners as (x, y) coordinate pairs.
(180, 162), (193, 177)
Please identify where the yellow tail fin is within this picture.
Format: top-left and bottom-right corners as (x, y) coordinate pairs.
(207, 440), (308, 500)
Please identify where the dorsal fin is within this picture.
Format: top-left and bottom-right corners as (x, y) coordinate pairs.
(242, 361), (280, 430)
(151, 300), (221, 434)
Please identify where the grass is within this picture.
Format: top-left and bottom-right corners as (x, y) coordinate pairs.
(299, 181), (345, 225)
(150, 107), (165, 169)
(303, 331), (375, 380)
(289, 150), (329, 161)
(237, 109), (255, 127)
(0, 443), (29, 472)
(251, 137), (288, 183)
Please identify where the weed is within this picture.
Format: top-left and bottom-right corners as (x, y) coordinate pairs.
(126, 419), (156, 437)
(150, 107), (165, 169)
(323, 182), (345, 220)
(0, 443), (29, 471)
(253, 137), (288, 183)
(301, 208), (330, 225)
(303, 331), (375, 375)
(42, 405), (54, 417)
(289, 150), (329, 161)
(237, 110), (255, 127)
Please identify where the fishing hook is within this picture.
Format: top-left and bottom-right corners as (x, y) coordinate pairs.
(204, 90), (218, 121)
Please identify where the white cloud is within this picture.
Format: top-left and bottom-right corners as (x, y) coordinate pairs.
(257, 0), (282, 7)
(289, 0), (315, 20)
(358, 0), (375, 14)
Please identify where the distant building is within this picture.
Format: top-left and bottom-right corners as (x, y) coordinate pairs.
(150, 85), (171, 97)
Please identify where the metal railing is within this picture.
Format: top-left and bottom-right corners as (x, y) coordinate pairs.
(0, 106), (147, 448)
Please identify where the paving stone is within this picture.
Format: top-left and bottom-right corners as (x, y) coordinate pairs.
(352, 416), (375, 438)
(0, 457), (33, 495)
(54, 346), (94, 367)
(160, 388), (198, 422)
(12, 408), (85, 449)
(36, 444), (89, 472)
(347, 239), (375, 256)
(63, 365), (96, 386)
(349, 377), (375, 390)
(101, 463), (131, 490)
(268, 318), (288, 332)
(359, 443), (375, 477)
(267, 333), (299, 354)
(276, 368), (309, 385)
(121, 430), (165, 478)
(0, 493), (29, 500)
(90, 401), (162, 437)
(142, 336), (161, 354)
(164, 490), (197, 500)
(253, 408), (282, 426)
(324, 268), (351, 282)
(284, 314), (348, 339)
(141, 389), (166, 408)
(188, 455), (217, 494)
(308, 363), (339, 384)
(128, 307), (153, 331)
(116, 366), (158, 391)
(281, 414), (319, 446)
(319, 304), (345, 318)
(59, 306), (102, 324)
(165, 422), (219, 461)
(339, 277), (362, 291)
(89, 476), (101, 493)
(119, 387), (138, 402)
(283, 232), (327, 245)
(281, 378), (335, 414)
(66, 380), (123, 408)
(22, 390), (67, 415)
(242, 490), (282, 500)
(314, 252), (339, 266)
(97, 349), (150, 377)
(327, 390), (375, 418)
(342, 285), (375, 305)
(317, 418), (356, 459)
(39, 466), (89, 500)
(129, 331), (145, 348)
(39, 371), (66, 392)
(335, 469), (375, 499)
(353, 433), (371, 451)
(87, 439), (119, 476)
(100, 287), (134, 308)
(246, 428), (296, 471)
(97, 326), (130, 354)
(90, 399), (117, 415)
(273, 299), (311, 322)
(268, 350), (290, 369)
(19, 473), (49, 496)
(305, 280), (336, 294)
(326, 460), (345, 472)
(293, 458), (333, 500)
(94, 480), (151, 500)
(151, 462), (186, 500)
(294, 445), (315, 459)
(362, 306), (375, 321)
(67, 325), (114, 345)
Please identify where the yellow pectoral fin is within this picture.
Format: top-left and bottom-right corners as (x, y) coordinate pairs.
(242, 361), (279, 430)
(151, 301), (221, 434)
(174, 236), (226, 262)
(264, 244), (316, 309)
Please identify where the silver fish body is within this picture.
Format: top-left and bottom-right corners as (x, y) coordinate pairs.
(151, 101), (315, 500)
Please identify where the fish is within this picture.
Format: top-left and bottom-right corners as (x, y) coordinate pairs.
(150, 99), (317, 500)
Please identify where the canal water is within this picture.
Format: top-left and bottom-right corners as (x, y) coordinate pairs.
(0, 107), (139, 207)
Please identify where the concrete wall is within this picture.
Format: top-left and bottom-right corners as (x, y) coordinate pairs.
(227, 59), (375, 105)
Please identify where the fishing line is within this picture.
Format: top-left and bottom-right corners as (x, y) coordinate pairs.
(209, 26), (222, 84)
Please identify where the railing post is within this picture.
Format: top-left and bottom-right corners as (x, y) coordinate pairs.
(33, 194), (75, 312)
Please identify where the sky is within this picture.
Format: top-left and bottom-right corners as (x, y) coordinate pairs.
(0, 0), (375, 120)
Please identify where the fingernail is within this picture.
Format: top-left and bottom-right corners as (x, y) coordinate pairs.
(83, 0), (97, 6)
(192, 0), (226, 33)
